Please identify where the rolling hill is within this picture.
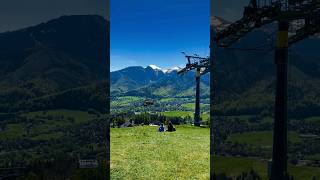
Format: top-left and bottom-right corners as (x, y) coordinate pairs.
(0, 15), (109, 113)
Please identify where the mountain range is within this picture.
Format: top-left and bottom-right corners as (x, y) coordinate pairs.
(111, 65), (210, 98)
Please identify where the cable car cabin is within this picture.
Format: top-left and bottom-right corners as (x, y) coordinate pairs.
(143, 99), (154, 106)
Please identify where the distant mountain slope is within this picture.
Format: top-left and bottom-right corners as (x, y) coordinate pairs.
(111, 65), (210, 98)
(0, 15), (109, 112)
(111, 66), (165, 93)
(0, 15), (108, 86)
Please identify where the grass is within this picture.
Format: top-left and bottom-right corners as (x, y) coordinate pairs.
(153, 87), (175, 97)
(0, 109), (100, 141)
(161, 111), (209, 121)
(261, 117), (273, 123)
(159, 98), (191, 103)
(110, 125), (210, 180)
(227, 131), (301, 147)
(181, 103), (209, 110)
(159, 98), (177, 103)
(201, 112), (210, 121)
(306, 154), (320, 161)
(225, 115), (256, 122)
(214, 156), (320, 180)
(161, 111), (193, 118)
(30, 131), (64, 141)
(214, 156), (269, 178)
(0, 124), (26, 140)
(305, 116), (320, 124)
(110, 126), (319, 180)
(111, 96), (143, 107)
(23, 109), (97, 124)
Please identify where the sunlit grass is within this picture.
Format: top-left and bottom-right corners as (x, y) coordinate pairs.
(227, 131), (301, 147)
(110, 125), (210, 179)
(214, 156), (320, 180)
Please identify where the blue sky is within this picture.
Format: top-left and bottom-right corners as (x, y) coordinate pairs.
(110, 0), (210, 71)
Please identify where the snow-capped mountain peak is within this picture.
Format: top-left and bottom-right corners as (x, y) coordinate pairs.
(148, 64), (162, 70)
(163, 67), (180, 73)
(146, 65), (181, 73)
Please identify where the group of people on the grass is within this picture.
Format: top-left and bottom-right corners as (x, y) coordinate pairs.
(158, 121), (176, 132)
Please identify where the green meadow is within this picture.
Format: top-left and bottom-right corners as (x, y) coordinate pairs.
(181, 103), (209, 110)
(227, 131), (302, 147)
(111, 126), (320, 180)
(161, 111), (193, 118)
(161, 111), (209, 121)
(110, 126), (210, 180)
(214, 156), (320, 180)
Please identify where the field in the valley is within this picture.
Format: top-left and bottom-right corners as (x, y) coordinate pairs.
(0, 109), (107, 178)
(214, 156), (320, 180)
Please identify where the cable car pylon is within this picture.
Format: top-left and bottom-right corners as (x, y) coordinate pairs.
(177, 52), (210, 126)
(211, 0), (320, 179)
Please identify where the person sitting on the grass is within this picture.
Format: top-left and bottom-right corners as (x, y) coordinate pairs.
(159, 123), (164, 132)
(166, 121), (176, 132)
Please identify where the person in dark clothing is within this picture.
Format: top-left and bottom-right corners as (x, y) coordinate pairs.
(166, 121), (176, 132)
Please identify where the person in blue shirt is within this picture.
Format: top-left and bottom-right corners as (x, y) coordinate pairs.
(159, 123), (164, 132)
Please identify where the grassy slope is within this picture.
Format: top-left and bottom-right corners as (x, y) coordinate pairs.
(214, 156), (320, 180)
(24, 109), (97, 124)
(110, 126), (210, 180)
(227, 131), (302, 147)
(0, 110), (100, 141)
(111, 96), (143, 107)
(161, 111), (209, 121)
(0, 124), (26, 140)
(181, 103), (209, 110)
(161, 111), (193, 117)
(305, 116), (320, 124)
(159, 98), (185, 103)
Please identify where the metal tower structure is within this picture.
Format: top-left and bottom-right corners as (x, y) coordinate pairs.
(178, 52), (210, 126)
(211, 0), (320, 179)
